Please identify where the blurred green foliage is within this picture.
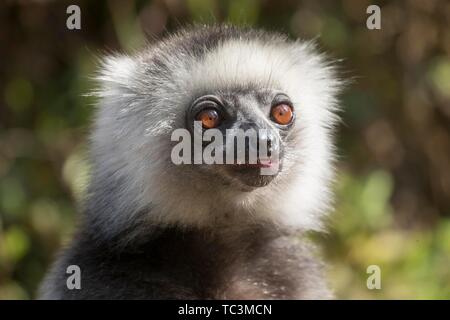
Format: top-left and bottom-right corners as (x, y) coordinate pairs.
(0, 0), (449, 299)
(323, 170), (450, 299)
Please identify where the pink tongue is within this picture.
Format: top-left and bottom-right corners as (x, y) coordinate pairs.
(258, 159), (273, 167)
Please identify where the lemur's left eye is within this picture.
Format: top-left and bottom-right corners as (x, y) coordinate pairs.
(271, 103), (294, 125)
(196, 109), (221, 129)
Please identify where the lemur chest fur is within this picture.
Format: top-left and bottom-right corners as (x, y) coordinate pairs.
(48, 224), (329, 299)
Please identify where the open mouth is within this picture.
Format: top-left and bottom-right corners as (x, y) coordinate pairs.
(232, 158), (276, 169)
(220, 157), (281, 188)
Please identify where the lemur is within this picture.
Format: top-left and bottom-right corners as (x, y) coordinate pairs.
(39, 25), (341, 299)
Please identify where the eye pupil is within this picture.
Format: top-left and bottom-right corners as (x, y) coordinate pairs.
(196, 109), (220, 129)
(271, 103), (293, 125)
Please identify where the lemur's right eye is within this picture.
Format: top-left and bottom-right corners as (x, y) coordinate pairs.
(271, 103), (294, 125)
(196, 109), (221, 129)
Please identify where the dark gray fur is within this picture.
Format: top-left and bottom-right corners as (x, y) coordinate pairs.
(40, 222), (331, 299)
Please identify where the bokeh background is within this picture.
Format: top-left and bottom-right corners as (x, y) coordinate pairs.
(1, 0), (449, 299)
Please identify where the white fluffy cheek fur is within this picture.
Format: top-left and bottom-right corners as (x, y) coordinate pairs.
(237, 102), (335, 231)
(267, 66), (336, 230)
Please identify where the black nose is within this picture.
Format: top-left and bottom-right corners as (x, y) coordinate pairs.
(238, 122), (278, 161)
(255, 130), (274, 158)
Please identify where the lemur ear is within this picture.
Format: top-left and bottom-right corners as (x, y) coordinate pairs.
(94, 55), (138, 97)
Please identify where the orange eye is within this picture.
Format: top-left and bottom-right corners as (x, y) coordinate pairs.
(271, 103), (294, 125)
(196, 109), (221, 129)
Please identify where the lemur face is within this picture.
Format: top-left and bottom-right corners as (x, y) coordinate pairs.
(92, 26), (341, 228)
(185, 88), (296, 189)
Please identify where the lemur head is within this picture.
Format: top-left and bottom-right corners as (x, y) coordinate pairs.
(89, 25), (341, 237)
